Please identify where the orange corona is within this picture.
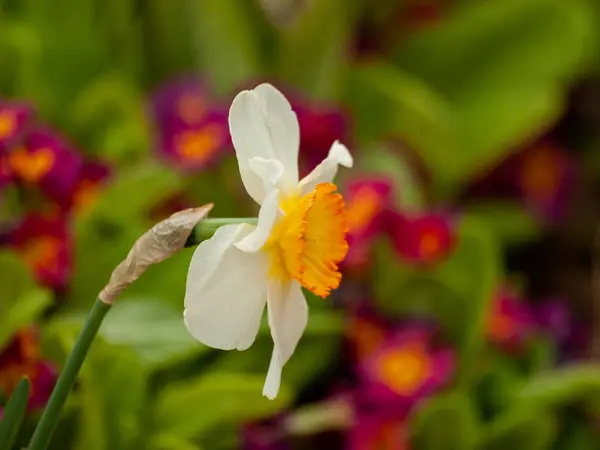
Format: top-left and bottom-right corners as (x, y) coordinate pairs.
(266, 182), (349, 298)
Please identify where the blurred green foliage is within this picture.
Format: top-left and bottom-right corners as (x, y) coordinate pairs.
(0, 0), (599, 449)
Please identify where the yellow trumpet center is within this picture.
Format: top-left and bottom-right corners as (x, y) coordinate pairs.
(265, 182), (349, 298)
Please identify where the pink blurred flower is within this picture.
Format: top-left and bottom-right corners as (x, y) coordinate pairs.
(347, 413), (410, 450)
(149, 79), (230, 171)
(0, 327), (57, 411)
(386, 211), (456, 266)
(358, 324), (455, 411)
(344, 178), (393, 269)
(8, 128), (82, 204)
(0, 101), (35, 153)
(485, 287), (536, 351)
(9, 213), (72, 290)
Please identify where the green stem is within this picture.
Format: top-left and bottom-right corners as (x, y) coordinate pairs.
(29, 299), (111, 450)
(185, 217), (258, 247)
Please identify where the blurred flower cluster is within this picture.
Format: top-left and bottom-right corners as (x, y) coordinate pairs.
(0, 0), (599, 449)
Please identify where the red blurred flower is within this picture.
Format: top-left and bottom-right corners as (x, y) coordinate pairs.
(485, 287), (536, 351)
(344, 178), (393, 269)
(0, 327), (57, 411)
(9, 213), (72, 290)
(358, 324), (454, 411)
(386, 211), (456, 266)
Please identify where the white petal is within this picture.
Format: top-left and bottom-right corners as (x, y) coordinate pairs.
(248, 157), (284, 190)
(262, 281), (308, 399)
(253, 84), (300, 186)
(235, 188), (280, 253)
(184, 224), (268, 351)
(263, 350), (282, 400)
(229, 84), (300, 203)
(298, 141), (353, 195)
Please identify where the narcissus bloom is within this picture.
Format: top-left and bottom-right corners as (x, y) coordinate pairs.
(184, 84), (352, 399)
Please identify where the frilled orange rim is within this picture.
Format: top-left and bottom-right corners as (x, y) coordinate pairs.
(266, 182), (349, 298)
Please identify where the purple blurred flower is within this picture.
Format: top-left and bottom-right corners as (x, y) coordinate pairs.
(358, 324), (455, 412)
(151, 78), (211, 128)
(149, 79), (230, 171)
(158, 119), (230, 171)
(8, 128), (82, 204)
(385, 211), (456, 266)
(485, 287), (536, 351)
(0, 327), (57, 411)
(535, 300), (572, 342)
(535, 299), (590, 361)
(9, 213), (72, 291)
(0, 101), (35, 153)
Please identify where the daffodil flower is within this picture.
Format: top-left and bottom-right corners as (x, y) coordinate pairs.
(184, 84), (352, 399)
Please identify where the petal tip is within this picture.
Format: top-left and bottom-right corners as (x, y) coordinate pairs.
(331, 141), (353, 168)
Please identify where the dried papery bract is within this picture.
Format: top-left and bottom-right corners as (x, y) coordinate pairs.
(99, 204), (213, 304)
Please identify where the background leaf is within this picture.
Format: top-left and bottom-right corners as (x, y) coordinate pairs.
(153, 373), (292, 440)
